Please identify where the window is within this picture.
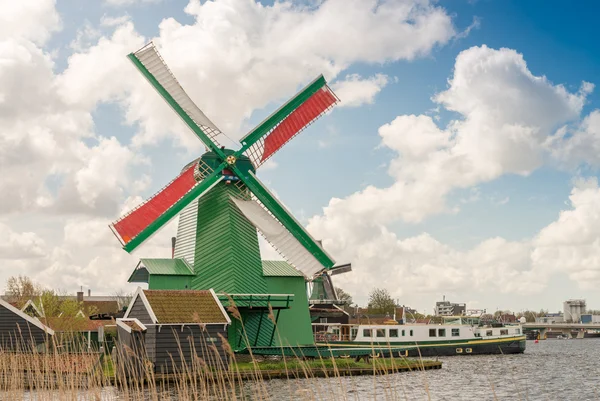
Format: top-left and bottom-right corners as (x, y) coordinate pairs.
(389, 329), (399, 338)
(351, 327), (359, 339)
(363, 329), (372, 337)
(402, 329), (405, 337)
(500, 329), (508, 335)
(429, 329), (437, 337)
(452, 328), (460, 337)
(515, 328), (521, 335)
(319, 317), (327, 323)
(333, 328), (340, 335)
(474, 332), (481, 337)
(376, 329), (385, 338)
(410, 330), (413, 336)
(438, 329), (446, 337)
(486, 330), (493, 336)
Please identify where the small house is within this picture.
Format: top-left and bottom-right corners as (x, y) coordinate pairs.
(127, 258), (194, 290)
(0, 298), (54, 351)
(117, 287), (230, 374)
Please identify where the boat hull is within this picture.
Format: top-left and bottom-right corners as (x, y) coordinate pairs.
(317, 336), (526, 357)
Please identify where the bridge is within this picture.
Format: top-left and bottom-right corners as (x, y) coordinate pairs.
(522, 323), (600, 339)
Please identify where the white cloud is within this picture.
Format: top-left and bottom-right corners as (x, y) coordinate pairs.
(0, 0), (458, 295)
(311, 46), (591, 230)
(100, 15), (132, 27)
(104, 0), (162, 7)
(531, 178), (600, 288)
(308, 45), (600, 305)
(0, 0), (61, 45)
(89, 0), (455, 146)
(0, 223), (47, 259)
(332, 74), (389, 107)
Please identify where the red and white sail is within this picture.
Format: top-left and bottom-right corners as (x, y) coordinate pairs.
(243, 81), (337, 168)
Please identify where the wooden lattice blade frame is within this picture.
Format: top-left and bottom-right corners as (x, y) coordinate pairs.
(237, 75), (338, 168)
(231, 169), (335, 271)
(129, 42), (227, 160)
(110, 167), (225, 253)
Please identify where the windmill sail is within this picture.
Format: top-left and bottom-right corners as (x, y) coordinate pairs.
(110, 165), (223, 251)
(231, 197), (332, 279)
(240, 75), (338, 168)
(172, 197), (199, 266)
(130, 42), (224, 150)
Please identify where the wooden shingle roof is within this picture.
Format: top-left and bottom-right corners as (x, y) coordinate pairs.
(142, 289), (229, 324)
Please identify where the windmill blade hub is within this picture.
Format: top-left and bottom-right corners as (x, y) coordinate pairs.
(226, 155), (237, 165)
(199, 149), (254, 183)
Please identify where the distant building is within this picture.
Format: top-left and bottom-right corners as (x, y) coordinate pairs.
(580, 314), (600, 324)
(535, 313), (564, 324)
(564, 299), (586, 323)
(434, 296), (466, 316)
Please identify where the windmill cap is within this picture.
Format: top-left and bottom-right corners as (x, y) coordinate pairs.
(181, 149), (255, 174)
(202, 149), (254, 173)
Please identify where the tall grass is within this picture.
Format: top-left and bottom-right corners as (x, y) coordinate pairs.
(0, 308), (438, 400)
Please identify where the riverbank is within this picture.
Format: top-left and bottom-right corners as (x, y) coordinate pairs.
(105, 356), (442, 383)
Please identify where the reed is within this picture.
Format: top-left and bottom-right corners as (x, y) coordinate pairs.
(0, 326), (440, 400)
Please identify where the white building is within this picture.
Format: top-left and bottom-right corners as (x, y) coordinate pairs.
(434, 297), (466, 316)
(563, 299), (586, 323)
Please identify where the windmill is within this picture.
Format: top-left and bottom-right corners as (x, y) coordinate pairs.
(110, 42), (346, 348)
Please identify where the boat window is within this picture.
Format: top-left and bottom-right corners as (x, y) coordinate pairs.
(474, 332), (481, 337)
(429, 329), (436, 337)
(363, 329), (372, 337)
(515, 328), (520, 335)
(500, 329), (508, 335)
(376, 329), (385, 338)
(389, 329), (399, 338)
(452, 328), (460, 337)
(438, 329), (446, 337)
(410, 330), (413, 336)
(486, 330), (493, 336)
(402, 329), (405, 337)
(351, 327), (359, 339)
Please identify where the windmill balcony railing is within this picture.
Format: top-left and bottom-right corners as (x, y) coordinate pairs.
(217, 294), (294, 310)
(309, 299), (348, 305)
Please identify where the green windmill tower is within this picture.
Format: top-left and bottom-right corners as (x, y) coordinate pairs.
(110, 43), (342, 350)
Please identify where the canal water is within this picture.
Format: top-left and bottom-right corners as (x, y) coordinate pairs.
(249, 339), (600, 400)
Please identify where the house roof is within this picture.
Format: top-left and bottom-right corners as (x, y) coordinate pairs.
(141, 258), (194, 275)
(117, 318), (147, 332)
(41, 317), (114, 332)
(128, 258), (194, 282)
(83, 300), (120, 315)
(0, 298), (54, 335)
(129, 288), (230, 324)
(262, 260), (303, 277)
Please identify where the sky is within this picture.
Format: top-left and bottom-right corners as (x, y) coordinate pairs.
(3, 0), (600, 315)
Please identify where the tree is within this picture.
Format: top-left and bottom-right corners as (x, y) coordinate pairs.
(5, 275), (42, 307)
(113, 290), (134, 311)
(335, 287), (352, 305)
(367, 288), (395, 314)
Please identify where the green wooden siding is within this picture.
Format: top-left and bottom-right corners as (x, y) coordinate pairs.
(192, 182), (268, 294)
(148, 275), (192, 290)
(264, 276), (313, 346)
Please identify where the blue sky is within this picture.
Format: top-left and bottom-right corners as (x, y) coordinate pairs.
(3, 0), (600, 313)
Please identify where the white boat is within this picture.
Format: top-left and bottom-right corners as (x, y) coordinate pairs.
(313, 316), (526, 356)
